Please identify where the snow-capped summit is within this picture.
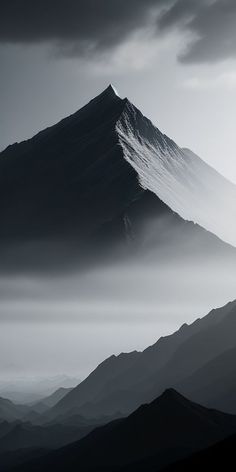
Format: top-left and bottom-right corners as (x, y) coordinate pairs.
(109, 83), (120, 97)
(95, 84), (120, 100)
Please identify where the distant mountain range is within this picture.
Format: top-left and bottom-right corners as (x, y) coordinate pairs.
(0, 302), (236, 470)
(0, 375), (79, 405)
(6, 389), (236, 472)
(3, 299), (234, 424)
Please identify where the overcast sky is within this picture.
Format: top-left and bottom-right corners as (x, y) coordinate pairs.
(1, 0), (236, 183)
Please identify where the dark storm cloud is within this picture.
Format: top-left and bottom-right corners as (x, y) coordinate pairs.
(0, 1), (236, 63)
(0, 0), (165, 56)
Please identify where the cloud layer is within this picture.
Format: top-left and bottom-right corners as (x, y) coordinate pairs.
(1, 0), (236, 63)
(0, 0), (163, 56)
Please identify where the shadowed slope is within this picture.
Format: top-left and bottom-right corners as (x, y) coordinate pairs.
(9, 390), (236, 472)
(48, 300), (236, 420)
(161, 433), (236, 472)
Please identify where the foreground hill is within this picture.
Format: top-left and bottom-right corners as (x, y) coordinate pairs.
(9, 390), (236, 472)
(162, 433), (236, 472)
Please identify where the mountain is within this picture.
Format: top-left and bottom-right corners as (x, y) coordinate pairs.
(8, 389), (236, 472)
(0, 449), (48, 472)
(39, 387), (72, 408)
(148, 299), (236, 398)
(47, 299), (236, 421)
(0, 375), (79, 405)
(47, 350), (141, 420)
(162, 433), (236, 472)
(176, 345), (236, 414)
(30, 387), (73, 414)
(0, 420), (94, 455)
(0, 85), (236, 274)
(0, 398), (30, 422)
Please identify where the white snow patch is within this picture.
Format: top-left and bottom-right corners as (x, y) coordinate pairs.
(116, 101), (236, 247)
(110, 84), (120, 97)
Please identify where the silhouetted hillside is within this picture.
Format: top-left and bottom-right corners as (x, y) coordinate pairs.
(8, 390), (236, 471)
(162, 433), (236, 472)
(0, 420), (93, 455)
(177, 345), (236, 414)
(48, 300), (236, 421)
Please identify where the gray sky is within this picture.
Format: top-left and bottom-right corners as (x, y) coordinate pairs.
(1, 1), (236, 381)
(1, 0), (236, 183)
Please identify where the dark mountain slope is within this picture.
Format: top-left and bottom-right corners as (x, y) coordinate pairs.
(0, 398), (30, 422)
(146, 299), (236, 396)
(0, 449), (49, 472)
(30, 387), (73, 414)
(0, 421), (93, 454)
(49, 350), (141, 420)
(9, 390), (236, 472)
(48, 300), (236, 420)
(101, 298), (236, 416)
(176, 345), (236, 414)
(0, 85), (133, 241)
(162, 433), (236, 472)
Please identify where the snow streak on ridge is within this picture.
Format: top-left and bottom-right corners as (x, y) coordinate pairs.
(116, 100), (236, 247)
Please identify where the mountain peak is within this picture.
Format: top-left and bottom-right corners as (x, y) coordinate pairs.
(136, 389), (194, 414)
(159, 388), (185, 402)
(107, 83), (120, 97)
(89, 84), (122, 107)
(100, 83), (121, 99)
